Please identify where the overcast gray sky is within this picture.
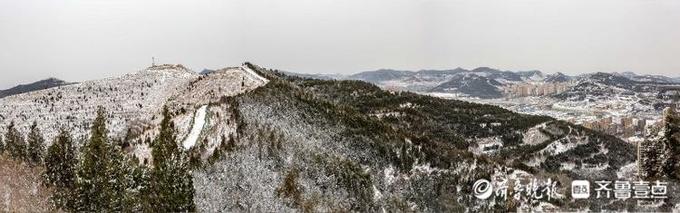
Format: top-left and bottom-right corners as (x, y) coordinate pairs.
(1, 0), (679, 88)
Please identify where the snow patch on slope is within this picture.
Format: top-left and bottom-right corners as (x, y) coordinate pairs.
(522, 123), (550, 145)
(183, 105), (208, 149)
(241, 65), (269, 83)
(0, 65), (199, 144)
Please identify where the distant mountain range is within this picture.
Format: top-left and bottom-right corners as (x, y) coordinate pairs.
(615, 71), (679, 84)
(284, 67), (679, 99)
(0, 77), (71, 98)
(199, 69), (216, 75)
(6, 68), (677, 101)
(429, 73), (505, 98)
(544, 72), (572, 83)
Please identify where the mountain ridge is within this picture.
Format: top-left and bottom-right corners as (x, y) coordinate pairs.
(0, 62), (675, 211)
(300, 67), (679, 99)
(0, 78), (71, 99)
(218, 65), (645, 211)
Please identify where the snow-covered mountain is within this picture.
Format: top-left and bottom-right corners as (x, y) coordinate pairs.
(346, 67), (561, 98)
(0, 64), (266, 150)
(544, 72), (572, 83)
(553, 72), (666, 101)
(2, 63), (678, 211)
(429, 73), (505, 98)
(616, 71), (680, 84)
(347, 69), (414, 82)
(0, 78), (71, 99)
(193, 66), (645, 211)
(341, 68), (679, 100)
(279, 71), (342, 80)
(198, 68), (216, 75)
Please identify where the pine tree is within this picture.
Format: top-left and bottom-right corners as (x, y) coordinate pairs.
(188, 146), (202, 169)
(641, 107), (680, 179)
(109, 138), (149, 211)
(73, 107), (129, 211)
(123, 162), (151, 212)
(0, 135), (4, 154)
(44, 128), (78, 209)
(27, 121), (46, 165)
(640, 138), (665, 178)
(74, 107), (110, 211)
(5, 121), (27, 161)
(662, 107), (680, 179)
(144, 106), (195, 212)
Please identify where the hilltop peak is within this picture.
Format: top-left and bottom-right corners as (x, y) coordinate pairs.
(471, 67), (499, 72)
(140, 64), (197, 77)
(0, 77), (70, 98)
(146, 64), (191, 72)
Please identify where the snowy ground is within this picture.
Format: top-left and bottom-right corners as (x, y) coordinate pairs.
(241, 65), (269, 83)
(0, 64), (198, 145)
(0, 64), (269, 161)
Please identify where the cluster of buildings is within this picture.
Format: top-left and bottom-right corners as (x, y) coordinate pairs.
(504, 83), (571, 97)
(578, 116), (658, 138)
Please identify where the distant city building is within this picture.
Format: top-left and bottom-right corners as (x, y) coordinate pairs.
(577, 115), (654, 140)
(504, 83), (570, 97)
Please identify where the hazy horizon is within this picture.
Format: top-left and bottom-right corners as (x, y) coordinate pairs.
(1, 0), (679, 88)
